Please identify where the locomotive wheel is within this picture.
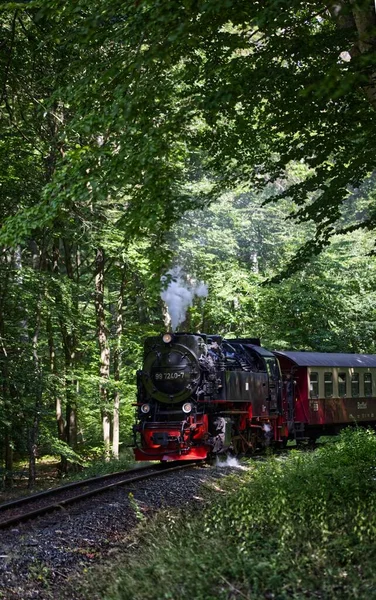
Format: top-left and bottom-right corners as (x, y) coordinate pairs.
(231, 435), (244, 455)
(232, 432), (255, 455)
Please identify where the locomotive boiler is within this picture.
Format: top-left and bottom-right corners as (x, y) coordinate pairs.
(133, 332), (286, 461)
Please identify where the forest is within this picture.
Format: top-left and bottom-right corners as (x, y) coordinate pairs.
(1, 0), (376, 487)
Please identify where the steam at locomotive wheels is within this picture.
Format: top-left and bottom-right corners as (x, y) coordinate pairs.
(133, 332), (376, 461)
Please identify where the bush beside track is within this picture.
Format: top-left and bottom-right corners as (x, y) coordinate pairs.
(80, 429), (376, 600)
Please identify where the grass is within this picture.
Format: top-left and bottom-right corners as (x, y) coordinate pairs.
(76, 428), (376, 600)
(66, 448), (136, 481)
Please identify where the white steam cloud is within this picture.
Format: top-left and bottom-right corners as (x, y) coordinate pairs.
(215, 456), (247, 469)
(161, 267), (208, 331)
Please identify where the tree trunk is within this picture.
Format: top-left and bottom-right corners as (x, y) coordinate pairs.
(4, 431), (13, 489)
(95, 247), (111, 457)
(47, 312), (67, 474)
(0, 340), (13, 489)
(112, 271), (126, 459)
(328, 1), (376, 110)
(0, 260), (13, 488)
(28, 301), (43, 489)
(350, 0), (376, 109)
(28, 418), (38, 488)
(59, 239), (78, 465)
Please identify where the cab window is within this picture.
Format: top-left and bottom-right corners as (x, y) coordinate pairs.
(351, 373), (360, 398)
(364, 373), (372, 397)
(310, 372), (319, 398)
(222, 343), (240, 369)
(324, 372), (333, 398)
(338, 372), (347, 397)
(264, 358), (280, 380)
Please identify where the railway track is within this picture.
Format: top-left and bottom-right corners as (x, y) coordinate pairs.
(0, 461), (197, 530)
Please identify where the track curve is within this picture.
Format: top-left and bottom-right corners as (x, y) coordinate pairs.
(0, 462), (197, 529)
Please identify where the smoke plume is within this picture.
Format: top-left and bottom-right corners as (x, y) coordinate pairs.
(161, 267), (208, 331)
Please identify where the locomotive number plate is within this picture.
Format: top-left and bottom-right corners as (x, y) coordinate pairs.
(154, 372), (185, 380)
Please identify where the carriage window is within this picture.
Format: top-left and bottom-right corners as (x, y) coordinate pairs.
(338, 372), (347, 397)
(364, 373), (372, 397)
(310, 372), (319, 398)
(324, 372), (333, 398)
(351, 373), (360, 397)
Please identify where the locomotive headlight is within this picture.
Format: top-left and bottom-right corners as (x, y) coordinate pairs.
(162, 333), (172, 344)
(182, 402), (192, 414)
(141, 403), (151, 414)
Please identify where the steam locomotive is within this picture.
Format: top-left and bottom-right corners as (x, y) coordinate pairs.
(133, 332), (376, 461)
(133, 332), (285, 460)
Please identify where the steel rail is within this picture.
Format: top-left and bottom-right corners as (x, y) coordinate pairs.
(0, 462), (170, 512)
(0, 463), (197, 530)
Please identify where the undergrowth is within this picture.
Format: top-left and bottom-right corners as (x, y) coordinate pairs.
(80, 428), (376, 600)
(67, 449), (135, 482)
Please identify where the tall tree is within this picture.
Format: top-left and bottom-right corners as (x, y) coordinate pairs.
(94, 247), (111, 456)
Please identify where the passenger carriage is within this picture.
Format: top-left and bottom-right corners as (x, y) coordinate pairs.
(274, 351), (376, 442)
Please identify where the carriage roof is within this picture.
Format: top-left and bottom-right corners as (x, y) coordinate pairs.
(273, 351), (376, 368)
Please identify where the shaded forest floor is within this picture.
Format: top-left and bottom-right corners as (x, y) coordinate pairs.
(0, 458), (60, 502)
(0, 452), (135, 503)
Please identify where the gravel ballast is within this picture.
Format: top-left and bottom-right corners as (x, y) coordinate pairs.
(0, 462), (245, 600)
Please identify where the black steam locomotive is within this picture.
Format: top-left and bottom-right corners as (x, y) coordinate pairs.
(133, 332), (284, 461)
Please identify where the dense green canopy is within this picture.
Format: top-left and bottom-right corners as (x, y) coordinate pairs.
(24, 0), (376, 268)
